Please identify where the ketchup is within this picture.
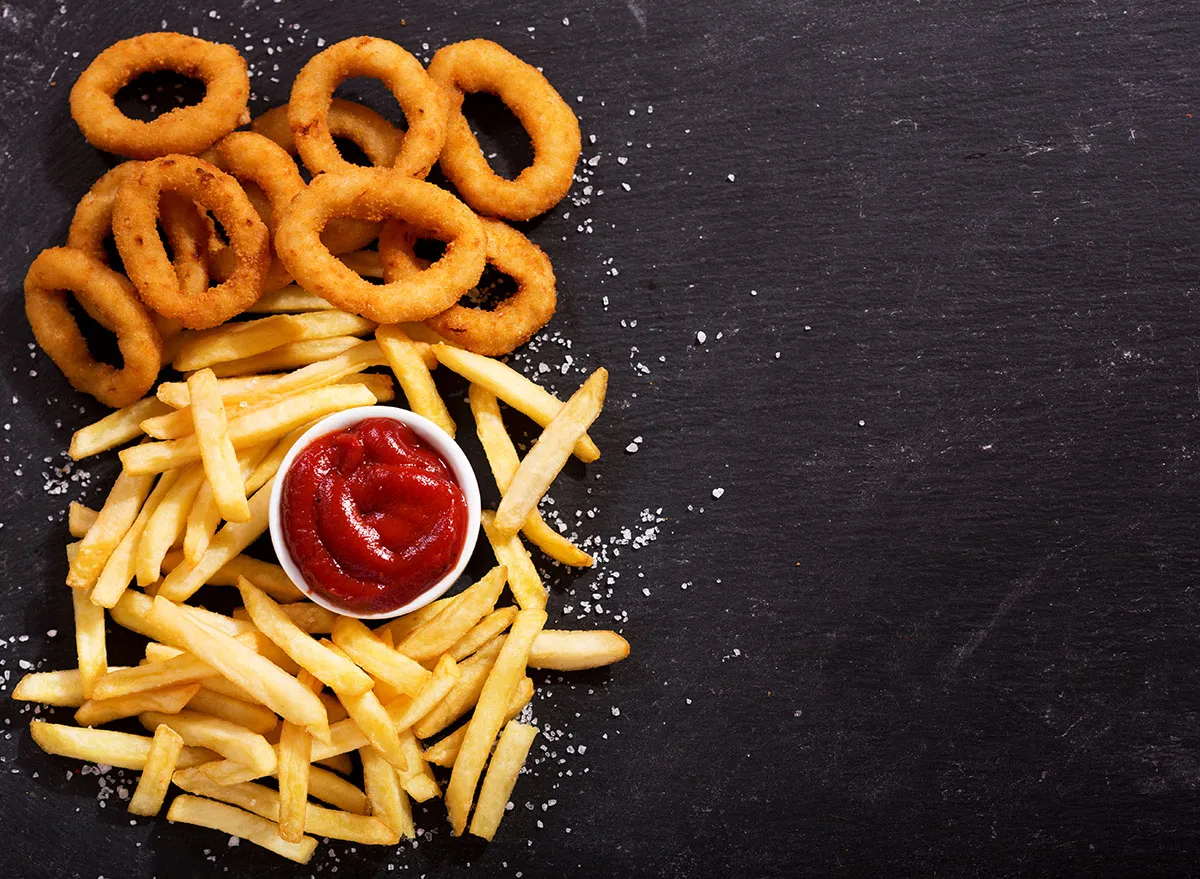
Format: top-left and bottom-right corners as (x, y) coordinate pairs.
(281, 417), (468, 614)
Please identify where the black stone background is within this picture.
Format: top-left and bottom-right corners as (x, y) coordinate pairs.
(2, 1), (1200, 876)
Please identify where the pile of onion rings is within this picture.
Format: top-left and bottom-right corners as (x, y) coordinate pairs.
(27, 31), (582, 405)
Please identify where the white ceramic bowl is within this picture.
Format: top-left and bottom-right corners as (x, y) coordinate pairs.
(268, 405), (481, 620)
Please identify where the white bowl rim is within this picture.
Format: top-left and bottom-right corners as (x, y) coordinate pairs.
(267, 405), (481, 620)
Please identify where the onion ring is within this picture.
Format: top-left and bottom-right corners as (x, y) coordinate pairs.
(24, 246), (163, 407)
(382, 216), (556, 355)
(275, 168), (485, 323)
(428, 39), (581, 220)
(69, 32), (250, 159)
(288, 37), (448, 178)
(113, 155), (270, 329)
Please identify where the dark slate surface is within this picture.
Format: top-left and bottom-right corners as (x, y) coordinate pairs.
(2, 0), (1199, 876)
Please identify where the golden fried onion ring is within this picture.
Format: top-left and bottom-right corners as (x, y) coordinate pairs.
(382, 216), (557, 356)
(113, 155), (270, 329)
(429, 39), (581, 220)
(69, 32), (250, 159)
(24, 247), (163, 407)
(276, 168), (485, 323)
(288, 37), (447, 178)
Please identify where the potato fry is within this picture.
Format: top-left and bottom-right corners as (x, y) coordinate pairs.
(385, 655), (461, 733)
(481, 512), (546, 610)
(128, 724), (184, 816)
(75, 682), (200, 727)
(136, 464), (206, 586)
(145, 596), (329, 742)
(434, 344), (600, 462)
(469, 384), (593, 566)
(73, 587), (107, 698)
(209, 336), (363, 378)
(238, 578), (372, 695)
(446, 607), (517, 662)
(67, 468), (155, 590)
(376, 595), (455, 644)
(29, 721), (216, 771)
(397, 729), (439, 800)
(166, 795), (317, 864)
(162, 549), (304, 603)
(308, 764), (370, 814)
(397, 566), (507, 662)
(173, 311), (376, 372)
(120, 384), (377, 475)
(412, 636), (505, 740)
(361, 745), (414, 838)
(91, 469), (181, 607)
(529, 629), (632, 671)
(469, 720), (538, 839)
(316, 750), (353, 775)
(158, 479), (274, 602)
(68, 502), (98, 538)
(246, 284), (336, 313)
(446, 608), (546, 834)
(324, 643), (407, 773)
(13, 667), (128, 707)
(377, 324), (455, 436)
(235, 600), (338, 632)
(188, 368), (251, 522)
(93, 653), (213, 700)
(186, 688), (280, 736)
(68, 396), (171, 460)
(140, 709), (277, 774)
(422, 676), (534, 769)
(278, 670), (321, 842)
(494, 368), (607, 535)
(331, 616), (431, 697)
(157, 374), (279, 408)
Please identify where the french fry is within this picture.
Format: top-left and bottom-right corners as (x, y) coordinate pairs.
(140, 709), (277, 774)
(245, 423), (311, 495)
(93, 653), (214, 700)
(469, 720), (538, 840)
(158, 479), (274, 602)
(162, 550), (304, 603)
(90, 469), (182, 608)
(13, 667), (131, 707)
(234, 600), (338, 632)
(446, 607), (517, 662)
(67, 469), (155, 590)
(75, 682), (200, 727)
(238, 578), (372, 695)
(246, 284), (336, 313)
(209, 336), (363, 378)
(412, 636), (505, 740)
(529, 629), (632, 671)
(316, 751), (353, 775)
(68, 502), (98, 538)
(186, 688), (280, 736)
(119, 384), (377, 475)
(494, 368), (608, 534)
(73, 587), (106, 698)
(377, 595), (455, 644)
(136, 464), (206, 586)
(422, 676), (534, 769)
(278, 670), (321, 842)
(201, 713), (372, 786)
(68, 396), (171, 460)
(188, 368), (251, 522)
(446, 608), (546, 834)
(173, 311), (376, 372)
(166, 795), (317, 864)
(145, 595), (330, 742)
(128, 724), (184, 816)
(176, 602), (257, 638)
(434, 344), (600, 462)
(397, 729), (439, 800)
(308, 764), (370, 814)
(330, 616), (431, 696)
(396, 566), (507, 662)
(323, 641), (408, 773)
(158, 374), (279, 408)
(361, 745), (414, 838)
(469, 384), (593, 566)
(29, 721), (218, 771)
(183, 445), (267, 562)
(481, 512), (546, 610)
(386, 655), (461, 734)
(377, 324), (455, 436)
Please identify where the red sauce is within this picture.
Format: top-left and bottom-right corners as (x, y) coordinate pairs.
(281, 417), (468, 614)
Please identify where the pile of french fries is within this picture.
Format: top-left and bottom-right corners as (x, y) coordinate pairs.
(16, 291), (630, 863)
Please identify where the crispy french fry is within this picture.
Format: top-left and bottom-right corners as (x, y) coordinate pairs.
(68, 396), (171, 460)
(158, 374), (279, 408)
(361, 745), (413, 838)
(331, 616), (431, 696)
(198, 713), (371, 786)
(234, 601), (338, 632)
(446, 607), (517, 662)
(238, 578), (372, 695)
(120, 384), (377, 475)
(246, 423), (311, 495)
(377, 324), (455, 436)
(75, 682), (200, 727)
(377, 595), (455, 644)
(90, 469), (182, 608)
(412, 636), (505, 740)
(323, 642), (407, 773)
(422, 675), (534, 769)
(397, 729), (439, 800)
(68, 502), (98, 538)
(140, 709), (277, 774)
(29, 721), (217, 771)
(73, 587), (106, 698)
(397, 566), (508, 662)
(385, 655), (461, 734)
(316, 751), (353, 775)
(435, 344), (600, 462)
(529, 629), (631, 671)
(128, 724), (185, 816)
(173, 311), (376, 372)
(166, 795), (317, 864)
(186, 688), (280, 736)
(494, 368), (607, 535)
(209, 336), (363, 378)
(278, 670), (321, 842)
(67, 469), (155, 590)
(13, 667), (129, 707)
(94, 654), (212, 700)
(188, 368), (251, 522)
(446, 608), (546, 834)
(481, 512), (546, 610)
(145, 595), (330, 742)
(135, 464), (206, 585)
(246, 284), (336, 313)
(469, 720), (538, 839)
(183, 445), (266, 561)
(162, 549), (304, 602)
(309, 764), (370, 814)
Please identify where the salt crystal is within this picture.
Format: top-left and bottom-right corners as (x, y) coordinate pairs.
(712, 487), (725, 499)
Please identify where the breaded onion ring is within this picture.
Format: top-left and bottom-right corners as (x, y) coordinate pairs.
(69, 32), (250, 159)
(288, 37), (447, 178)
(275, 168), (485, 323)
(24, 247), (163, 407)
(113, 155), (270, 329)
(382, 216), (556, 355)
(428, 40), (581, 220)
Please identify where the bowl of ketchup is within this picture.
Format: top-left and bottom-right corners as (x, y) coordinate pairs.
(268, 406), (480, 619)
